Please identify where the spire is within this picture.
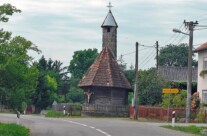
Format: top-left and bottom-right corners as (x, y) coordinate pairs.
(101, 2), (118, 27)
(107, 2), (113, 10)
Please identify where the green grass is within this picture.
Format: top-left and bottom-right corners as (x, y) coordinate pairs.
(45, 110), (65, 117)
(162, 125), (207, 136)
(0, 123), (29, 136)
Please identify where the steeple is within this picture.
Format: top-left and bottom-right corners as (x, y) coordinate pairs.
(101, 2), (118, 59)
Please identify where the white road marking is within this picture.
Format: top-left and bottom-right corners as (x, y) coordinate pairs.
(62, 119), (111, 136)
(89, 126), (95, 129)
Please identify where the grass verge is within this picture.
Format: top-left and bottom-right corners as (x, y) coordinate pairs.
(0, 123), (29, 136)
(45, 110), (65, 117)
(162, 125), (207, 136)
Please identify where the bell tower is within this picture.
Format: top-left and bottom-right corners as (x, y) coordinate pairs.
(101, 2), (118, 59)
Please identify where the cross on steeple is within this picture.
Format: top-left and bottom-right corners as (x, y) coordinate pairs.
(107, 2), (113, 10)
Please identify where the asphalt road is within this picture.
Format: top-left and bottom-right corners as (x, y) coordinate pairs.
(0, 114), (194, 136)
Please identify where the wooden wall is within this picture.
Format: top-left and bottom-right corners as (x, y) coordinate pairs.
(82, 87), (129, 116)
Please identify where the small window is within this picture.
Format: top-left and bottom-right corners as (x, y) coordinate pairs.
(204, 58), (207, 70)
(107, 28), (110, 32)
(202, 90), (207, 104)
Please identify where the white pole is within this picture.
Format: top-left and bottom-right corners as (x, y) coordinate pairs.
(167, 94), (171, 122)
(172, 111), (175, 127)
(63, 106), (66, 115)
(16, 111), (20, 125)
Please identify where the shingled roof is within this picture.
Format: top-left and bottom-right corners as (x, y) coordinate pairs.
(78, 47), (132, 90)
(194, 42), (207, 52)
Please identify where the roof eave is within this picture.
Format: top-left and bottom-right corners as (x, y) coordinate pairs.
(78, 85), (132, 92)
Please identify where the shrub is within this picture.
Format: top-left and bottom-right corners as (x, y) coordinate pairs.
(162, 90), (186, 108)
(45, 110), (65, 117)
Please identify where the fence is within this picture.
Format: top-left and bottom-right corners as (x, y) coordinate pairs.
(52, 103), (82, 116)
(82, 104), (129, 117)
(129, 105), (200, 121)
(0, 105), (11, 112)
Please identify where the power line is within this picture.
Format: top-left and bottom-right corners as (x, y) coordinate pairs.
(193, 42), (206, 47)
(190, 13), (207, 21)
(176, 34), (188, 45)
(170, 24), (188, 45)
(139, 49), (155, 68)
(121, 51), (135, 56)
(198, 18), (207, 22)
(140, 44), (155, 48)
(194, 27), (207, 31)
(196, 25), (207, 27)
(140, 53), (156, 69)
(121, 45), (155, 57)
(162, 23), (184, 46)
(139, 47), (151, 51)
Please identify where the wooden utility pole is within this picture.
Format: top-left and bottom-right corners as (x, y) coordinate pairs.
(184, 20), (198, 123)
(156, 41), (159, 71)
(133, 42), (138, 120)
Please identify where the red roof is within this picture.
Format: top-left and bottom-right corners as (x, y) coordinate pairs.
(78, 47), (132, 91)
(194, 42), (207, 52)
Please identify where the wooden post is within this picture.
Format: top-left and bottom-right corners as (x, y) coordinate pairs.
(133, 42), (139, 120)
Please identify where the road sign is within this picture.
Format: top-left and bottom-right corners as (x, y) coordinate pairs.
(162, 88), (179, 94)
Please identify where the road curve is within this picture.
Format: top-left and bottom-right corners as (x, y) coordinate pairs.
(0, 114), (193, 136)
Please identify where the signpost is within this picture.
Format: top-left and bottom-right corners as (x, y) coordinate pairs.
(162, 88), (179, 94)
(162, 88), (179, 122)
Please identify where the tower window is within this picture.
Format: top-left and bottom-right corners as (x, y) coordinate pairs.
(107, 28), (110, 32)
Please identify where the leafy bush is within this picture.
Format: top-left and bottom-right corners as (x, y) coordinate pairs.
(45, 110), (65, 117)
(0, 123), (29, 136)
(162, 90), (186, 108)
(191, 92), (200, 110)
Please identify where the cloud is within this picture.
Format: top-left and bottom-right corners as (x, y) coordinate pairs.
(1, 0), (207, 70)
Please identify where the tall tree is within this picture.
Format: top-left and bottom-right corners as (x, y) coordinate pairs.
(68, 48), (98, 79)
(0, 36), (40, 111)
(158, 44), (197, 67)
(0, 4), (40, 111)
(66, 48), (98, 103)
(0, 4), (21, 43)
(33, 56), (69, 112)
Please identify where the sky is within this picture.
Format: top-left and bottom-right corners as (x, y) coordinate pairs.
(1, 0), (207, 70)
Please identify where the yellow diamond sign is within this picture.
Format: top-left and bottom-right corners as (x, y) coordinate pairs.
(162, 88), (179, 94)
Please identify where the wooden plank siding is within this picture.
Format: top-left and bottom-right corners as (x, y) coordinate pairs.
(158, 66), (198, 82)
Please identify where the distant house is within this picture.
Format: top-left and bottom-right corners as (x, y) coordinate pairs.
(194, 42), (207, 104)
(158, 66), (197, 82)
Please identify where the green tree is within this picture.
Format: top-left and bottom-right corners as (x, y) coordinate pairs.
(162, 90), (186, 108)
(158, 44), (197, 67)
(124, 69), (135, 105)
(66, 87), (84, 103)
(68, 48), (98, 79)
(0, 4), (40, 111)
(138, 68), (166, 105)
(0, 36), (40, 111)
(66, 48), (98, 103)
(0, 4), (21, 43)
(33, 56), (69, 112)
(0, 4), (21, 22)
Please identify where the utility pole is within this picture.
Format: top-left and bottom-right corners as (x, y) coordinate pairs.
(133, 42), (138, 120)
(156, 41), (159, 71)
(184, 20), (198, 123)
